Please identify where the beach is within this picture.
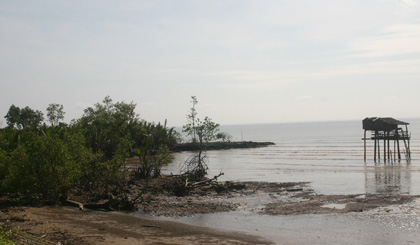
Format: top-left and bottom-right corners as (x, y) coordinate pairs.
(1, 205), (272, 244)
(3, 120), (420, 244)
(2, 179), (420, 244)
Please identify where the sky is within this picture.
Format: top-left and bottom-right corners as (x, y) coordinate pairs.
(1, 0), (420, 127)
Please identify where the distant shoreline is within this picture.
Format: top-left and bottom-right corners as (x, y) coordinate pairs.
(173, 141), (275, 152)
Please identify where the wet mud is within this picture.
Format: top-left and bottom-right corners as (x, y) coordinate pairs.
(1, 178), (419, 244)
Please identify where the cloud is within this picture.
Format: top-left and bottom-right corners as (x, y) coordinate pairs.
(347, 24), (420, 58)
(140, 101), (156, 106)
(207, 70), (299, 90)
(2, 0), (420, 126)
(202, 103), (215, 107)
(296, 95), (313, 100)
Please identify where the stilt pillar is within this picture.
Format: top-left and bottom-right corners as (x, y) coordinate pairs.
(364, 130), (367, 162)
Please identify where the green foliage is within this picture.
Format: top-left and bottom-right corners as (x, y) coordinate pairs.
(195, 117), (220, 144)
(183, 116), (220, 146)
(76, 96), (138, 159)
(136, 120), (180, 151)
(182, 96), (220, 179)
(0, 129), (95, 201)
(76, 96), (179, 159)
(182, 96), (220, 145)
(5, 105), (44, 129)
(85, 153), (127, 194)
(0, 226), (15, 245)
(134, 137), (174, 179)
(4, 105), (21, 129)
(0, 96), (180, 203)
(186, 96), (198, 142)
(0, 128), (19, 154)
(216, 132), (232, 142)
(0, 148), (9, 192)
(46, 103), (65, 126)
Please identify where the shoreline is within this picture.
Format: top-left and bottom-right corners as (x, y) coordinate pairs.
(1, 206), (272, 244)
(2, 179), (420, 244)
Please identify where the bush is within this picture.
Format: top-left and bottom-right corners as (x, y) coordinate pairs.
(0, 129), (96, 202)
(0, 98), (180, 203)
(134, 140), (174, 179)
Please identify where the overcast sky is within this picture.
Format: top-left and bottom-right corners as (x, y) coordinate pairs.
(1, 0), (420, 127)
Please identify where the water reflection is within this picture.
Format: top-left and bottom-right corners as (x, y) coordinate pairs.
(364, 162), (411, 194)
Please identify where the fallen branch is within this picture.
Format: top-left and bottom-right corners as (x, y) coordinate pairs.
(65, 196), (134, 211)
(64, 199), (84, 210)
(190, 172), (224, 188)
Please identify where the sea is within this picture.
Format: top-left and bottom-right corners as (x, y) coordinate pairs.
(157, 119), (420, 244)
(163, 118), (420, 195)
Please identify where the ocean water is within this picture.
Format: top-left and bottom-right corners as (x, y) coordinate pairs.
(157, 119), (420, 243)
(163, 119), (420, 195)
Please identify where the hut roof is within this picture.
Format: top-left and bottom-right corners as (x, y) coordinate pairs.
(363, 117), (409, 131)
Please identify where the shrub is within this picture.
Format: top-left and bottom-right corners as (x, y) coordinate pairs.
(0, 130), (95, 202)
(134, 141), (174, 179)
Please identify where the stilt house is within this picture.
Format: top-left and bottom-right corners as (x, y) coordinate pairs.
(362, 117), (411, 162)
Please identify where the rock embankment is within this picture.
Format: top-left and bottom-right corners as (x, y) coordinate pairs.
(173, 141), (275, 152)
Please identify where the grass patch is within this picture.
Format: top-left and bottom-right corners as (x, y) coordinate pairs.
(0, 226), (15, 245)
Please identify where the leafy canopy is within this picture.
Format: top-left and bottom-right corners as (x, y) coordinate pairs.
(5, 105), (44, 129)
(46, 103), (65, 126)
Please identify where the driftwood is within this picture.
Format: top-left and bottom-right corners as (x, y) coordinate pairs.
(171, 172), (226, 196)
(65, 199), (84, 210)
(65, 196), (134, 211)
(183, 172), (229, 193)
(185, 172), (224, 188)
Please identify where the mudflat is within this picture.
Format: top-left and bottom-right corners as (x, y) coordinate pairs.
(1, 180), (418, 244)
(1, 206), (273, 244)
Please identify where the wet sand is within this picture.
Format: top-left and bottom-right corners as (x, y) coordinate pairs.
(1, 206), (272, 244)
(2, 180), (420, 244)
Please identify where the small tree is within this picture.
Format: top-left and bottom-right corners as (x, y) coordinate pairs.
(182, 97), (220, 179)
(186, 96), (198, 143)
(194, 117), (220, 145)
(4, 105), (21, 129)
(134, 137), (174, 179)
(46, 103), (65, 126)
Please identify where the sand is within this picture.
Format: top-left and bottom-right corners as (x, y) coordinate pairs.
(1, 206), (272, 244)
(2, 180), (420, 244)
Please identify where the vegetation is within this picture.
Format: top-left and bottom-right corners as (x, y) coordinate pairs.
(0, 226), (15, 245)
(46, 103), (65, 126)
(0, 95), (231, 206)
(182, 96), (220, 179)
(186, 96), (198, 143)
(134, 142), (174, 179)
(0, 96), (179, 204)
(4, 104), (44, 130)
(216, 132), (232, 142)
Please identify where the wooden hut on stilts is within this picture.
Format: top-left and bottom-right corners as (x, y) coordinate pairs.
(363, 117), (411, 163)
